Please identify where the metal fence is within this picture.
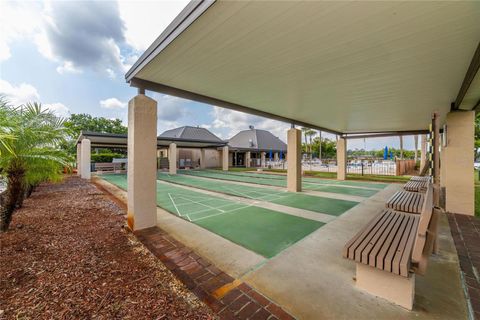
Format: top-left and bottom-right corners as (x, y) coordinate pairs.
(268, 158), (402, 176)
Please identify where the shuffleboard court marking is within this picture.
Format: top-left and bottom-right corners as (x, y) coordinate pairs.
(191, 203), (256, 222)
(167, 193), (183, 217)
(174, 195), (226, 213)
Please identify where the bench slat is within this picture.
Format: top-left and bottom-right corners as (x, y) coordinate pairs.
(400, 216), (420, 276)
(375, 213), (406, 270)
(360, 212), (397, 264)
(368, 213), (402, 268)
(386, 191), (424, 214)
(342, 212), (386, 259)
(354, 211), (394, 262)
(384, 215), (410, 273)
(392, 216), (416, 276)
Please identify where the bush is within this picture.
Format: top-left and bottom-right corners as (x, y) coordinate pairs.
(91, 153), (124, 163)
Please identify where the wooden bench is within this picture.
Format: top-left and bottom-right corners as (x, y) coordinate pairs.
(404, 176), (431, 192)
(385, 191), (424, 214)
(95, 162), (121, 173)
(343, 184), (435, 310)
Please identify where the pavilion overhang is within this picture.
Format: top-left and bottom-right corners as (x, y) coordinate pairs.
(126, 1), (480, 135)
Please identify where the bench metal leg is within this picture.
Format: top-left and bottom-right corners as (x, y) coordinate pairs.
(356, 263), (415, 310)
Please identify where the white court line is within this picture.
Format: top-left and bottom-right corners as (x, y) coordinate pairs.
(192, 203), (255, 222)
(175, 195), (226, 213)
(187, 202), (240, 217)
(174, 196), (224, 207)
(223, 186), (257, 199)
(168, 193), (183, 217)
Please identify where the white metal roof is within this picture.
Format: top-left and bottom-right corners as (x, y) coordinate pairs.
(127, 1), (480, 134)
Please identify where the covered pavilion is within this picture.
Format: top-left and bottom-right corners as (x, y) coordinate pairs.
(75, 129), (228, 179)
(88, 1), (479, 318)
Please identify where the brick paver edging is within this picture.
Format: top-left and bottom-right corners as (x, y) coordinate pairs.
(135, 227), (295, 320)
(447, 213), (480, 320)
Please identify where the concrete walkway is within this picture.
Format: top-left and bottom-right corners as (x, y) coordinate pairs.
(242, 184), (468, 319)
(95, 176), (468, 319)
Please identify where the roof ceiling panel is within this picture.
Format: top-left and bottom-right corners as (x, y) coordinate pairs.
(133, 1), (480, 133)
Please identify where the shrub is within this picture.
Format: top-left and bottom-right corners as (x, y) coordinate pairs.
(91, 153), (124, 163)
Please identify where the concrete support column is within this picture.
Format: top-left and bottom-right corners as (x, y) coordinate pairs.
(274, 152), (279, 162)
(80, 139), (91, 180)
(420, 134), (427, 171)
(337, 137), (347, 180)
(127, 94), (157, 231)
(169, 143), (177, 175)
(76, 143), (82, 176)
(444, 111), (474, 215)
(287, 128), (301, 192)
(200, 149), (206, 169)
(440, 147), (446, 188)
(222, 146), (229, 171)
(261, 152), (266, 167)
(245, 151), (251, 168)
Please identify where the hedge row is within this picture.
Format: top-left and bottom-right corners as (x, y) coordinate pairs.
(91, 153), (124, 163)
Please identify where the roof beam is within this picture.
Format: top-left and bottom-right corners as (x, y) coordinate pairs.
(129, 77), (342, 135)
(125, 0), (215, 81)
(452, 41), (480, 111)
(342, 130), (429, 140)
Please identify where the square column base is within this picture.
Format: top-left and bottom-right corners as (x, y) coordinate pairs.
(356, 263), (415, 310)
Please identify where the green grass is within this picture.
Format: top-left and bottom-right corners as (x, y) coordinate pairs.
(158, 173), (358, 216)
(100, 174), (324, 258)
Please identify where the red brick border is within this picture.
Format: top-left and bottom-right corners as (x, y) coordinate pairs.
(135, 227), (295, 320)
(447, 213), (480, 320)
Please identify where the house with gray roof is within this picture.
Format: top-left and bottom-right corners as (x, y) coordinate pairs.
(157, 126), (225, 169)
(227, 126), (287, 167)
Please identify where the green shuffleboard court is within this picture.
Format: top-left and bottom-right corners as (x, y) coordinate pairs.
(181, 170), (380, 197)
(157, 173), (358, 216)
(100, 174), (324, 258)
(206, 169), (387, 190)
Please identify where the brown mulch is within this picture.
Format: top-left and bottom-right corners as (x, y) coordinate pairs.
(0, 176), (216, 319)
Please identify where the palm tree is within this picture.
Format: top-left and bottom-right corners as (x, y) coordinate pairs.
(399, 136), (404, 160)
(0, 101), (71, 231)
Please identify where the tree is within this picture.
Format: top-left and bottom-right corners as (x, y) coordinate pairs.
(475, 113), (480, 160)
(311, 137), (337, 159)
(301, 127), (316, 158)
(0, 101), (71, 232)
(62, 113), (128, 154)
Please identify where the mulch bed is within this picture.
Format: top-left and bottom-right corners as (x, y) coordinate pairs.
(0, 176), (215, 319)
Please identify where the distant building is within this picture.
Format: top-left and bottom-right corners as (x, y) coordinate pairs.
(227, 126), (287, 167)
(157, 126), (225, 169)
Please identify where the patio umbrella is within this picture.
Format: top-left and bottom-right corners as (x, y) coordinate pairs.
(383, 146), (388, 160)
(280, 151), (283, 160)
(269, 150), (273, 160)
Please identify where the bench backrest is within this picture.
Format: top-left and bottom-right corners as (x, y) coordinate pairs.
(95, 163), (120, 170)
(411, 183), (433, 263)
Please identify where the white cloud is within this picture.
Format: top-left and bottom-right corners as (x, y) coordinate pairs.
(0, 1), (44, 62)
(44, 102), (70, 118)
(0, 79), (40, 105)
(153, 94), (188, 121)
(100, 97), (127, 109)
(118, 0), (189, 52)
(56, 61), (82, 74)
(210, 106), (290, 142)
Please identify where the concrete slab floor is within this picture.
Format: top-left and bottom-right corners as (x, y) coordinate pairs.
(96, 176), (468, 319)
(242, 184), (469, 319)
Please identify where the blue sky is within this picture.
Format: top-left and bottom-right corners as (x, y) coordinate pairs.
(0, 0), (417, 151)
